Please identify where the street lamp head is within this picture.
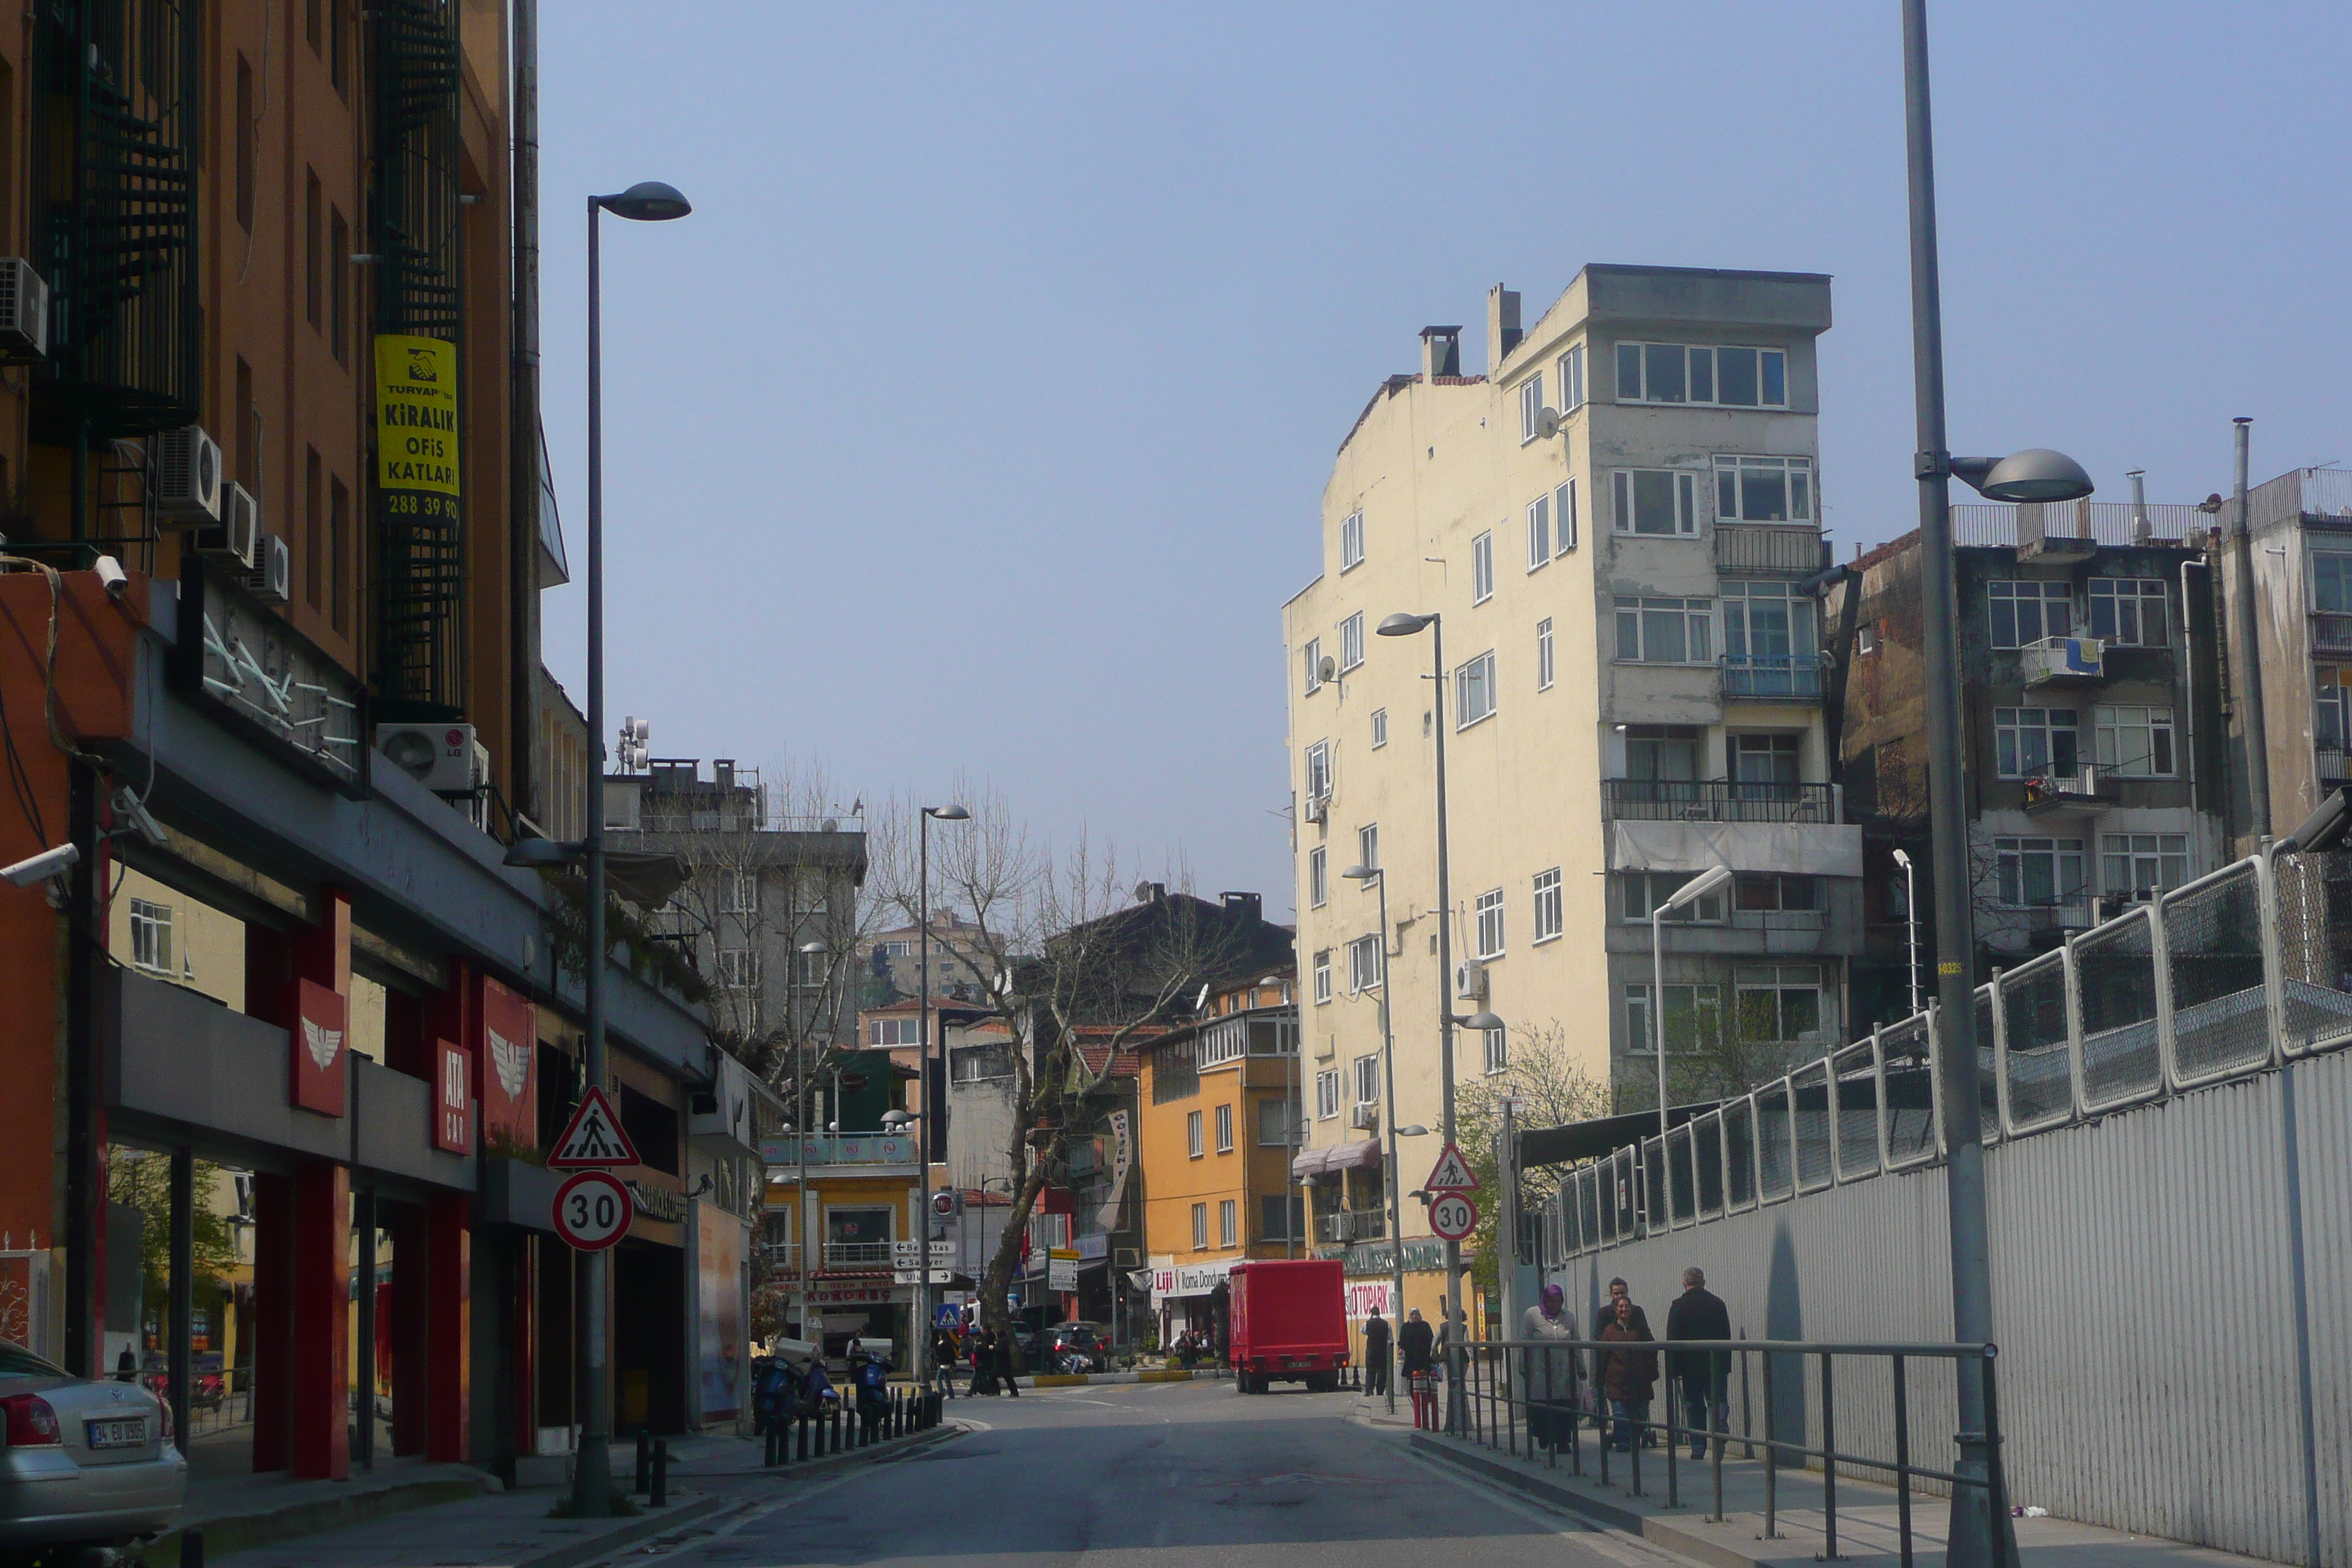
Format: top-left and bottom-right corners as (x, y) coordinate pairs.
(1341, 863), (1380, 882)
(924, 804), (970, 821)
(1461, 1010), (1507, 1033)
(798, 941), (827, 954)
(502, 836), (582, 870)
(1891, 848), (1912, 870)
(1952, 448), (2095, 505)
(598, 181), (693, 222)
(1396, 1124), (1431, 1137)
(1376, 611), (1435, 638)
(1662, 864), (1735, 911)
(880, 1108), (920, 1128)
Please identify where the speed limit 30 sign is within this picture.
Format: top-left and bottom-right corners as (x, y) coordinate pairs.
(553, 1169), (633, 1251)
(1428, 1191), (1479, 1243)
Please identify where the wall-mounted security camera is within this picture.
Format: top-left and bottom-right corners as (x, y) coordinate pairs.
(110, 788), (167, 851)
(94, 555), (128, 598)
(2, 843), (80, 887)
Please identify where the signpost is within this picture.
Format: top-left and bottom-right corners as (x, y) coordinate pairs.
(1428, 1191), (1478, 1243)
(546, 1087), (640, 1169)
(1047, 1248), (1079, 1292)
(1423, 1142), (1478, 1194)
(552, 1171), (633, 1251)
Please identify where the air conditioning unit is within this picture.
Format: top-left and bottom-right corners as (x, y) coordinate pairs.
(1349, 1104), (1379, 1132)
(1115, 1248), (1139, 1267)
(154, 426), (225, 527)
(242, 533), (290, 605)
(377, 722), (480, 794)
(192, 483), (258, 569)
(0, 258), (49, 360)
(1302, 794), (1329, 825)
(1455, 959), (1487, 1003)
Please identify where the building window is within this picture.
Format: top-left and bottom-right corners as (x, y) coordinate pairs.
(1988, 580), (2073, 648)
(1557, 344), (1586, 412)
(1722, 580), (1817, 663)
(1482, 1025), (1507, 1074)
(1348, 934), (1380, 993)
(1621, 871), (1727, 924)
(1308, 846), (1327, 908)
(1626, 723), (1703, 783)
(1260, 1194), (1304, 1240)
(304, 172), (323, 328)
(1341, 510), (1365, 570)
(1187, 1109), (1204, 1158)
(1192, 1202), (1208, 1248)
(2088, 578), (2168, 647)
(1339, 611), (1364, 672)
(1735, 964), (1825, 1045)
(1730, 732), (1801, 798)
(1615, 597), (1712, 663)
(1518, 373), (1545, 442)
(1358, 822), (1377, 871)
(2094, 706), (2176, 777)
(1556, 480), (1580, 551)
(1532, 868), (1563, 943)
(720, 870), (759, 913)
(1313, 951), (1332, 1005)
(235, 56), (257, 231)
(951, 1042), (1012, 1080)
(1472, 531), (1496, 603)
(1352, 1053), (1381, 1106)
(1371, 708), (1388, 748)
(1218, 1199), (1237, 1248)
(1316, 1069), (1341, 1119)
(1455, 650), (1497, 727)
(1612, 469), (1699, 536)
(2320, 666), (2352, 746)
(1475, 888), (1505, 959)
(1995, 837), (2086, 910)
(1712, 456), (1814, 524)
(1616, 341), (1787, 408)
(717, 949), (759, 988)
(1257, 1097), (1298, 1146)
(1994, 706), (2080, 778)
(1537, 618), (1555, 690)
(1215, 1103), (1234, 1153)
(2103, 834), (2190, 900)
(1527, 494), (1551, 569)
(2315, 554), (2352, 613)
(1858, 625), (1878, 656)
(1302, 638), (1324, 693)
(1626, 982), (1724, 1055)
(304, 451), (324, 608)
(329, 209), (350, 363)
(1304, 740), (1331, 801)
(1735, 873), (1818, 911)
(129, 899), (173, 973)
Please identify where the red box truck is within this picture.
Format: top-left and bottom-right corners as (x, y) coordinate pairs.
(1227, 1259), (1349, 1393)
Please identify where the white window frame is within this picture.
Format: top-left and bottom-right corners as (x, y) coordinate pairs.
(1537, 617), (1555, 690)
(1733, 963), (1828, 1047)
(1472, 531), (1496, 603)
(2101, 833), (2190, 900)
(1302, 637), (1324, 693)
(1187, 1109), (1204, 1158)
(2314, 554), (2352, 614)
(719, 870), (759, 915)
(1455, 650), (1497, 728)
(1614, 597), (1714, 664)
(1308, 845), (1327, 908)
(1994, 837), (2087, 910)
(1316, 1069), (1341, 1120)
(1348, 933), (1380, 994)
(1615, 341), (1788, 409)
(1527, 494), (1551, 570)
(1339, 611), (1365, 672)
(1532, 867), (1563, 943)
(1358, 822), (1378, 871)
(1621, 870), (1727, 924)
(1215, 1102), (1234, 1153)
(1518, 374), (1544, 443)
(1352, 1053), (1381, 1107)
(1625, 982), (1725, 1055)
(1192, 1202), (1208, 1248)
(1556, 479), (1579, 551)
(2087, 578), (2169, 648)
(1370, 708), (1388, 749)
(1611, 470), (1699, 535)
(1313, 950), (1333, 1005)
(2093, 705), (2177, 777)
(1482, 1025), (1507, 1075)
(1218, 1199), (1237, 1248)
(1994, 706), (2081, 779)
(1475, 888), (1504, 960)
(1987, 580), (2074, 649)
(717, 949), (760, 989)
(1341, 510), (1365, 571)
(1304, 739), (1332, 800)
(129, 897), (173, 973)
(1556, 344), (1586, 413)
(1711, 455), (1815, 524)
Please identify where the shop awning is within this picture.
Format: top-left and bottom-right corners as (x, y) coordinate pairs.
(1289, 1138), (1383, 1177)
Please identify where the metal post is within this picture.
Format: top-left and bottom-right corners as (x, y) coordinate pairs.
(1894, 1354), (1914, 1568)
(167, 1147), (194, 1459)
(1665, 1368), (1678, 1508)
(1653, 910), (1670, 1140)
(1428, 617), (1466, 1437)
(1711, 1369), (1725, 1522)
(1820, 1352), (1837, 1560)
(917, 811), (931, 1392)
(1740, 1331), (1754, 1458)
(1899, 7), (2000, 1558)
(1762, 1349), (1777, 1538)
(570, 197), (613, 1520)
(353, 1190), (375, 1467)
(633, 1428), (649, 1494)
(1902, 855), (1921, 1014)
(1373, 870), (1404, 1416)
(650, 1439), (667, 1507)
(1981, 1348), (2019, 1568)
(2228, 418), (2270, 843)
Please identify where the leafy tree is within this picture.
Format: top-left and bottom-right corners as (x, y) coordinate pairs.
(105, 1152), (244, 1334)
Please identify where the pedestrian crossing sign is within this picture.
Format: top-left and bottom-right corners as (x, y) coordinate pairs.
(1423, 1142), (1478, 1194)
(547, 1086), (640, 1169)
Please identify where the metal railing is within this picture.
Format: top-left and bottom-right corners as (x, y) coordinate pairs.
(2313, 612), (2352, 656)
(1447, 1336), (2014, 1568)
(1714, 524), (1826, 575)
(1950, 500), (2206, 547)
(2320, 747), (2352, 785)
(1720, 653), (1827, 701)
(822, 1241), (896, 1268)
(1544, 843), (2352, 1259)
(1601, 779), (1836, 824)
(1318, 1209), (1387, 1243)
(757, 1133), (921, 1166)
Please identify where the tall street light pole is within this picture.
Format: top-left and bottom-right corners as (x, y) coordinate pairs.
(1650, 865), (1733, 1144)
(914, 804), (969, 1393)
(1893, 848), (1921, 1015)
(1341, 863), (1409, 1415)
(573, 178), (692, 1520)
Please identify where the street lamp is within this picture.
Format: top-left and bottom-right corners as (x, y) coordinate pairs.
(916, 803), (970, 1395)
(792, 940), (831, 1347)
(1900, 8), (2096, 1560)
(1374, 608), (1471, 1431)
(570, 176), (690, 1521)
(1341, 861), (1406, 1412)
(1892, 849), (1921, 1016)
(1648, 866), (1733, 1145)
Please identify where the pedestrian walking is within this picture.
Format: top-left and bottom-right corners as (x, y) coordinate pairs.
(1663, 1266), (1732, 1462)
(1362, 1308), (1392, 1397)
(1518, 1283), (1579, 1451)
(1599, 1295), (1656, 1452)
(996, 1326), (1022, 1398)
(932, 1324), (962, 1399)
(1398, 1308), (1437, 1429)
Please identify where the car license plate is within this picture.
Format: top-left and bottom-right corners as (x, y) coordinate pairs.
(1284, 1357), (1312, 1368)
(86, 1417), (146, 1450)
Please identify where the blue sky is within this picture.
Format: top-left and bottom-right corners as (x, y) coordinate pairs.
(536, 1), (2350, 916)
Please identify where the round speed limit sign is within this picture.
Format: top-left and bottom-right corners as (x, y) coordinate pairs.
(553, 1170), (633, 1251)
(1429, 1191), (1480, 1242)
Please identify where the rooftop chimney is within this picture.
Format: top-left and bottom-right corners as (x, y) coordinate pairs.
(1221, 891), (1263, 924)
(1488, 285), (1522, 368)
(1420, 325), (1463, 380)
(2127, 470), (2152, 543)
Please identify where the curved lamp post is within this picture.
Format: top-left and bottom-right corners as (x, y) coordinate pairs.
(916, 804), (969, 1392)
(1341, 862), (1406, 1412)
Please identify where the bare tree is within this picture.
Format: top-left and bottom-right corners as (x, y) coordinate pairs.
(1455, 1022), (1610, 1303)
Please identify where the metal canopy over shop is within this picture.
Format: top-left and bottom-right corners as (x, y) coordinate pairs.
(1290, 1138), (1382, 1179)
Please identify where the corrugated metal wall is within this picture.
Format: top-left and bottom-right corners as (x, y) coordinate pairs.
(1564, 1049), (2351, 1566)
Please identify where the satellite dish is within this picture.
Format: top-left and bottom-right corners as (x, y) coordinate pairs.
(820, 818), (839, 832)
(1536, 406), (1561, 440)
(1317, 655), (1337, 684)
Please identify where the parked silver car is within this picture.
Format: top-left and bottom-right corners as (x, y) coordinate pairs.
(0, 1344), (185, 1556)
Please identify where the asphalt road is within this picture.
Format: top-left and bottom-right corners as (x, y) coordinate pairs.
(667, 1380), (1676, 1568)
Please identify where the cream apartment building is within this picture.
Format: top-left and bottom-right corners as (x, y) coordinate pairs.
(1282, 265), (1865, 1301)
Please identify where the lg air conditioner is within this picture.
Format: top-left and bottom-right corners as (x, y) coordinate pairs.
(1455, 959), (1487, 1003)
(377, 723), (478, 794)
(0, 258), (49, 360)
(242, 533), (290, 606)
(1349, 1104), (1380, 1132)
(154, 426), (224, 527)
(193, 483), (258, 570)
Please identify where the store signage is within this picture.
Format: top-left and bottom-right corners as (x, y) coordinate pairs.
(288, 979), (347, 1117)
(1075, 1232), (1109, 1261)
(434, 1040), (472, 1154)
(173, 560), (366, 794)
(1343, 1280), (1393, 1319)
(1150, 1260), (1235, 1300)
(374, 335), (461, 501)
(794, 1283), (897, 1306)
(626, 1180), (686, 1224)
(477, 977), (535, 1147)
(1093, 1110), (1132, 1234)
(1047, 1248), (1080, 1292)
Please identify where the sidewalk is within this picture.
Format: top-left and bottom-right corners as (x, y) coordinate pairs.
(1398, 1420), (2266, 1568)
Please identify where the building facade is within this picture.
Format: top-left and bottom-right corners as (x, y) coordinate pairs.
(2244, 467), (2352, 851)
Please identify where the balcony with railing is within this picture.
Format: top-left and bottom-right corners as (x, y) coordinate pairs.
(2021, 770), (2120, 815)
(2310, 613), (2352, 658)
(821, 1240), (897, 1270)
(1714, 524), (1826, 576)
(756, 1132), (922, 1168)
(1721, 652), (1827, 702)
(1317, 1209), (1387, 1244)
(2320, 746), (2352, 787)
(1950, 500), (2209, 549)
(1602, 779), (1836, 824)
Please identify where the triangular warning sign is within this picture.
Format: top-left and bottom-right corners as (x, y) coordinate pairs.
(548, 1087), (640, 1169)
(1424, 1141), (1479, 1194)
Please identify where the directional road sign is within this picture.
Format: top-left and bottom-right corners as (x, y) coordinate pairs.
(1424, 1142), (1479, 1194)
(1428, 1191), (1479, 1242)
(893, 1240), (956, 1262)
(547, 1087), (640, 1169)
(892, 1269), (956, 1286)
(553, 1170), (633, 1251)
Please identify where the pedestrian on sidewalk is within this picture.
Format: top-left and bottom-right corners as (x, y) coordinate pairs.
(932, 1324), (962, 1400)
(1362, 1308), (1392, 1397)
(1518, 1284), (1578, 1452)
(1398, 1308), (1436, 1429)
(1664, 1266), (1731, 1463)
(995, 1327), (1022, 1398)
(1599, 1295), (1656, 1453)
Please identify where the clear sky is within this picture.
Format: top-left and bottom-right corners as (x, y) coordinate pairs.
(536, 1), (2350, 919)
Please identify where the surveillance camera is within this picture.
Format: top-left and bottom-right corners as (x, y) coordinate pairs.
(2, 843), (80, 887)
(94, 556), (128, 597)
(110, 788), (168, 851)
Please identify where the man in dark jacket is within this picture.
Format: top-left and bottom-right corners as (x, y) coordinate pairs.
(1663, 1266), (1732, 1460)
(1362, 1309), (1392, 1397)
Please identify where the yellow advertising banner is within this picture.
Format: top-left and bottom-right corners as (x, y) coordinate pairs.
(373, 333), (461, 507)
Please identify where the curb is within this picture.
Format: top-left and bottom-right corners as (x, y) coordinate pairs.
(1005, 1368), (1232, 1389)
(146, 1474), (497, 1568)
(511, 1493), (732, 1568)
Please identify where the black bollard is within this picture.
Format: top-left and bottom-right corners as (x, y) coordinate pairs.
(651, 1439), (668, 1507)
(894, 1389), (905, 1436)
(182, 1528), (206, 1568)
(634, 1429), (651, 1493)
(798, 1412), (810, 1462)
